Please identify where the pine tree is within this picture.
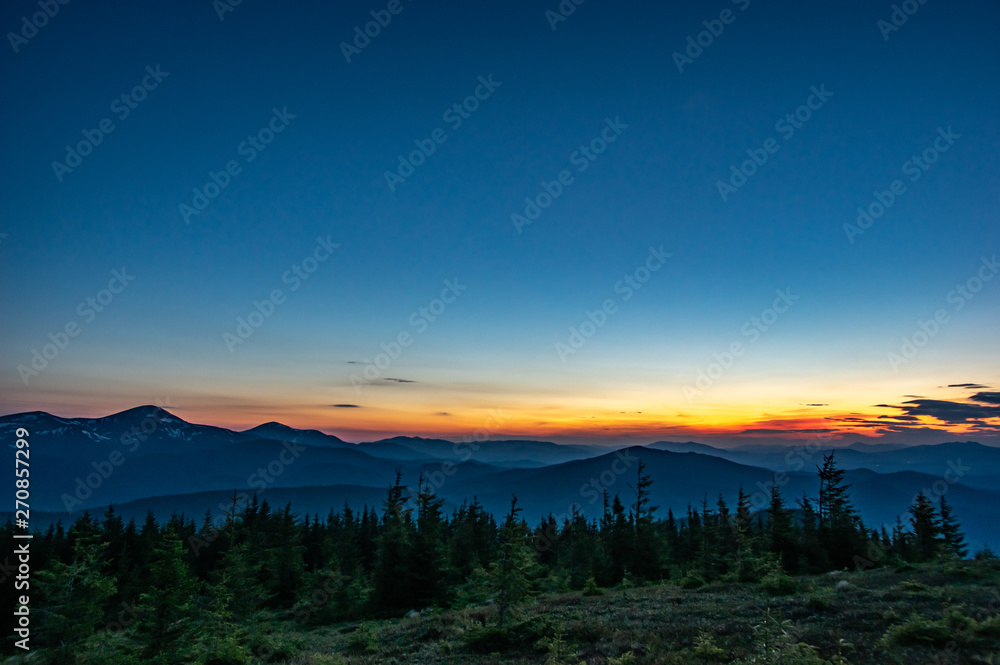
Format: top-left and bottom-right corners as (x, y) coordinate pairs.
(816, 453), (863, 568)
(767, 484), (797, 571)
(796, 494), (823, 569)
(35, 537), (117, 653)
(603, 493), (633, 584)
(490, 495), (532, 626)
(260, 502), (306, 607)
(412, 474), (448, 605)
(134, 527), (201, 664)
(732, 486), (754, 573)
(629, 460), (661, 580)
(212, 541), (268, 622)
(938, 496), (968, 558)
(372, 470), (416, 612)
(908, 491), (942, 562)
(197, 546), (255, 663)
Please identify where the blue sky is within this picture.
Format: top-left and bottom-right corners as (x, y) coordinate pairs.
(1, 0), (998, 445)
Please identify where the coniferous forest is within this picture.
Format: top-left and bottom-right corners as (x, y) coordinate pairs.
(4, 453), (999, 664)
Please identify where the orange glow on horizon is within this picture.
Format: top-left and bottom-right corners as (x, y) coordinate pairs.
(158, 402), (992, 445)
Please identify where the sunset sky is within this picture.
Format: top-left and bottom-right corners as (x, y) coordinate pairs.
(1, 1), (998, 446)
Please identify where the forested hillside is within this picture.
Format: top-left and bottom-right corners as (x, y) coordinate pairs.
(5, 454), (997, 664)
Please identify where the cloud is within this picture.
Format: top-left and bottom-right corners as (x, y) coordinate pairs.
(888, 398), (1000, 424)
(331, 404), (360, 408)
(948, 383), (989, 389)
(803, 403), (829, 407)
(970, 391), (1000, 405)
(435, 412), (452, 416)
(357, 377), (419, 386)
(741, 427), (837, 435)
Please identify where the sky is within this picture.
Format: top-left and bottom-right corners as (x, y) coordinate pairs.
(1, 0), (999, 447)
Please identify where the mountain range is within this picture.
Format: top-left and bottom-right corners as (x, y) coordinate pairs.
(3, 406), (998, 551)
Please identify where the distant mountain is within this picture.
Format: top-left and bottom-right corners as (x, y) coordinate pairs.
(646, 440), (729, 456)
(646, 441), (729, 459)
(4, 485), (393, 533)
(845, 442), (910, 453)
(0, 405), (249, 462)
(3, 407), (997, 550)
(0, 408), (586, 511)
(241, 421), (351, 448)
(15, 446), (996, 552)
(438, 448), (999, 550)
(359, 436), (602, 467)
(645, 439), (1000, 491)
(443, 447), (776, 523)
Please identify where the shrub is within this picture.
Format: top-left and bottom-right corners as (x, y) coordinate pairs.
(463, 625), (512, 653)
(880, 611), (955, 648)
(693, 631), (727, 661)
(582, 577), (604, 596)
(345, 622), (376, 655)
(803, 589), (834, 610)
(760, 571), (798, 596)
(975, 546), (998, 561)
(879, 606), (1000, 651)
(743, 608), (826, 665)
(535, 624), (584, 665)
(463, 615), (554, 654)
(680, 573), (706, 590)
(608, 652), (637, 665)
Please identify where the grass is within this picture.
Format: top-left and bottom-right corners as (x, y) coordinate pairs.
(278, 559), (1000, 665)
(7, 560), (1000, 664)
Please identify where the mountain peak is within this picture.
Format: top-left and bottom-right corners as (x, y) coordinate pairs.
(100, 405), (184, 425)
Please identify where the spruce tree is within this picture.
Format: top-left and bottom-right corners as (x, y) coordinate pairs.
(412, 474), (448, 605)
(767, 484), (797, 571)
(629, 460), (661, 580)
(938, 496), (968, 558)
(134, 527), (201, 664)
(490, 495), (532, 626)
(816, 453), (863, 568)
(35, 537), (117, 653)
(908, 492), (942, 562)
(372, 470), (416, 612)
